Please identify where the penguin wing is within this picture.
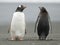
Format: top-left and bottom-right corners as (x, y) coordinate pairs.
(48, 15), (52, 34)
(34, 15), (40, 33)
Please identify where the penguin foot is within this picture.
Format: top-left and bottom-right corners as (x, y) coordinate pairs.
(39, 36), (42, 40)
(16, 36), (23, 41)
(39, 36), (46, 40)
(42, 36), (46, 40)
(10, 38), (16, 41)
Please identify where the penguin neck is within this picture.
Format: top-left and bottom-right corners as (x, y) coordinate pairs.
(15, 9), (24, 12)
(15, 10), (23, 12)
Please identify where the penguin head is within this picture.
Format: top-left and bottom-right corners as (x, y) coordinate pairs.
(39, 7), (48, 16)
(16, 5), (26, 12)
(39, 7), (47, 13)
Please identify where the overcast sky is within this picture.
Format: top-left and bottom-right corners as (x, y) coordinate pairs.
(0, 0), (60, 3)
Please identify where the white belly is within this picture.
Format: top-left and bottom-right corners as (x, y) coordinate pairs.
(10, 12), (25, 37)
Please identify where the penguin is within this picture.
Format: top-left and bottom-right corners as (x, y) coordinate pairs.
(8, 5), (26, 40)
(34, 7), (52, 40)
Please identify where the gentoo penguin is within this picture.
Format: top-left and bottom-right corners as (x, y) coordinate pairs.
(8, 5), (26, 40)
(34, 7), (52, 40)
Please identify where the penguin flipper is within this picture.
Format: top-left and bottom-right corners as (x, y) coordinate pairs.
(34, 15), (40, 33)
(48, 15), (52, 34)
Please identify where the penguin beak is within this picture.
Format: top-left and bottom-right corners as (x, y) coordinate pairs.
(39, 7), (42, 10)
(21, 5), (27, 9)
(39, 7), (41, 9)
(24, 6), (27, 9)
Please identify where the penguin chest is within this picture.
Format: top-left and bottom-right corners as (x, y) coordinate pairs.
(11, 12), (25, 31)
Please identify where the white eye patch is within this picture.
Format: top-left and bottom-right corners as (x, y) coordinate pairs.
(18, 5), (21, 7)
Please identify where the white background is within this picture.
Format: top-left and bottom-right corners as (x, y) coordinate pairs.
(0, 0), (60, 3)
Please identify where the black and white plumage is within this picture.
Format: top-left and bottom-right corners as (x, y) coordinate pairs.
(9, 5), (26, 40)
(34, 7), (52, 40)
